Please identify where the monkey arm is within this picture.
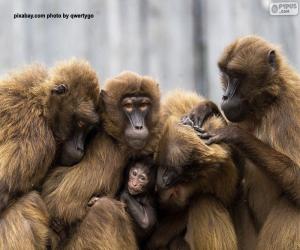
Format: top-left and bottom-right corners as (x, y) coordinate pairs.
(123, 192), (156, 231)
(182, 100), (224, 129)
(201, 125), (300, 206)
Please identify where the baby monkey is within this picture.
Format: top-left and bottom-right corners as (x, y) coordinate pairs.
(120, 156), (157, 243)
(87, 156), (157, 242)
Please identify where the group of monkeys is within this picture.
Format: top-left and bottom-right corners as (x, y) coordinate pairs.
(0, 35), (299, 250)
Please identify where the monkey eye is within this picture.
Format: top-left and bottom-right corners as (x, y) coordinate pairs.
(52, 84), (68, 95)
(139, 102), (149, 112)
(123, 103), (133, 112)
(132, 170), (137, 176)
(77, 120), (85, 128)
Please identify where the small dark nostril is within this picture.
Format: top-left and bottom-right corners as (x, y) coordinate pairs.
(135, 125), (143, 130)
(222, 95), (228, 101)
(76, 146), (84, 153)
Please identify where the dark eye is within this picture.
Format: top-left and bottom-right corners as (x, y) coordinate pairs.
(52, 84), (68, 95)
(123, 103), (133, 112)
(132, 170), (137, 176)
(139, 103), (149, 112)
(77, 120), (85, 128)
(140, 176), (146, 181)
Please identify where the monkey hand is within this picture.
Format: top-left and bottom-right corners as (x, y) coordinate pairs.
(120, 191), (130, 205)
(181, 101), (222, 130)
(87, 196), (100, 207)
(197, 125), (243, 145)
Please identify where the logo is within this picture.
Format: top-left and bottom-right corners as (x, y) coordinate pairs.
(269, 1), (299, 15)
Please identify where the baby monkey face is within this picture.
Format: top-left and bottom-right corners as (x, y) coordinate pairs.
(128, 164), (149, 195)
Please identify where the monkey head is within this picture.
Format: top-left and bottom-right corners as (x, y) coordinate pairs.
(101, 71), (160, 151)
(156, 115), (231, 209)
(218, 35), (282, 122)
(127, 157), (156, 196)
(45, 59), (100, 166)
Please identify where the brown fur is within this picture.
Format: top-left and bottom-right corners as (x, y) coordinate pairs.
(148, 90), (238, 250)
(219, 35), (300, 249)
(65, 197), (136, 250)
(186, 195), (237, 250)
(0, 59), (99, 248)
(42, 71), (161, 249)
(0, 64), (55, 196)
(42, 133), (125, 224)
(102, 71), (161, 156)
(0, 192), (49, 249)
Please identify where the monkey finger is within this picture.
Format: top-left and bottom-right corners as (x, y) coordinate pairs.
(199, 132), (213, 139)
(193, 115), (200, 127)
(205, 136), (221, 145)
(87, 197), (99, 207)
(180, 116), (194, 127)
(193, 126), (205, 133)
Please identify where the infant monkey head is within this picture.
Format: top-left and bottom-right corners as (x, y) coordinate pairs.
(127, 157), (156, 196)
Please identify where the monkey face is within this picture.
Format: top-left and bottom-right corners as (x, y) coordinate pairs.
(122, 96), (151, 150)
(101, 71), (160, 151)
(47, 59), (100, 166)
(156, 165), (183, 190)
(128, 165), (150, 195)
(218, 36), (280, 122)
(219, 72), (251, 122)
(58, 117), (98, 166)
(159, 184), (191, 209)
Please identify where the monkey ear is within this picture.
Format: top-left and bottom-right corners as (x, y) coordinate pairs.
(51, 84), (68, 95)
(268, 50), (276, 69)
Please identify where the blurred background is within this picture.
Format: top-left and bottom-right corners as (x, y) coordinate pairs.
(0, 0), (299, 102)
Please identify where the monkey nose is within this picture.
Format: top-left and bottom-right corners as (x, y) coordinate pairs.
(222, 95), (228, 101)
(134, 125), (143, 130)
(76, 145), (84, 152)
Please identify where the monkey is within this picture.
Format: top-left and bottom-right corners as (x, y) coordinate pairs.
(41, 71), (161, 249)
(0, 59), (100, 249)
(147, 90), (239, 250)
(186, 35), (300, 250)
(119, 156), (157, 243)
(87, 156), (157, 244)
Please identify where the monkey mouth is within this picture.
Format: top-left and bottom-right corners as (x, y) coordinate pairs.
(169, 186), (180, 200)
(160, 186), (180, 201)
(128, 187), (142, 195)
(127, 138), (147, 150)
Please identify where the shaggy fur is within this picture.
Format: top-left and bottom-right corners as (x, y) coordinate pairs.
(0, 58), (99, 248)
(148, 90), (238, 250)
(0, 64), (55, 197)
(0, 192), (49, 249)
(218, 35), (300, 250)
(102, 71), (161, 156)
(42, 71), (161, 249)
(65, 197), (136, 250)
